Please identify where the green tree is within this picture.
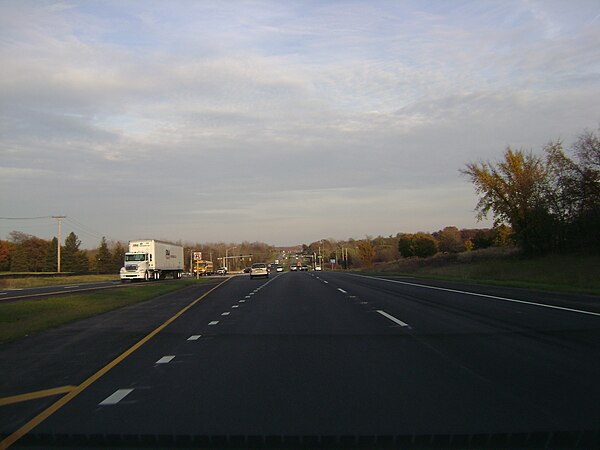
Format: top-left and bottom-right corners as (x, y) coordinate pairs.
(95, 237), (113, 274)
(398, 233), (438, 258)
(472, 230), (493, 250)
(398, 234), (415, 257)
(413, 233), (438, 258)
(62, 232), (89, 273)
(110, 241), (126, 273)
(43, 237), (58, 272)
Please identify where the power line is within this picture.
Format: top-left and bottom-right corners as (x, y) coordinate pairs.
(64, 217), (105, 241)
(0, 216), (52, 220)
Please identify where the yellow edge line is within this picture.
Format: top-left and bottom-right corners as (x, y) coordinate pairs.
(0, 277), (231, 450)
(0, 386), (77, 407)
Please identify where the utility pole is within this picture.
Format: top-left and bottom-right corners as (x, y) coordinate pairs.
(52, 215), (66, 273)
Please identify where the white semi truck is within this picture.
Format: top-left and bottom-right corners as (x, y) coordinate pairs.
(120, 240), (184, 281)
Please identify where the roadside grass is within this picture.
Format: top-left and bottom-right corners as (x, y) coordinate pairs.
(0, 274), (119, 289)
(0, 279), (205, 344)
(368, 250), (600, 295)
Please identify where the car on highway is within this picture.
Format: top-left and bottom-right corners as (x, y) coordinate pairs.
(216, 267), (228, 275)
(250, 263), (269, 279)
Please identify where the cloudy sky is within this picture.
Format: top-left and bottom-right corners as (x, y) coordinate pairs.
(1, 1), (599, 248)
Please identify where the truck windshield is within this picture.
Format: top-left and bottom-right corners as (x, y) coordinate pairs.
(125, 254), (146, 262)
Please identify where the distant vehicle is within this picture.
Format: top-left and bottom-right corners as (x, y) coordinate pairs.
(120, 240), (184, 281)
(276, 265), (284, 272)
(290, 264), (297, 271)
(194, 260), (214, 276)
(315, 265), (322, 271)
(216, 267), (228, 275)
(243, 267), (251, 273)
(250, 263), (269, 279)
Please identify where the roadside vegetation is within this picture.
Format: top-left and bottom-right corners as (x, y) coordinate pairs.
(367, 248), (600, 295)
(0, 278), (204, 344)
(0, 274), (118, 289)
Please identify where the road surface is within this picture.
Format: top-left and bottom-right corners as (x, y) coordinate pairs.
(1, 272), (599, 449)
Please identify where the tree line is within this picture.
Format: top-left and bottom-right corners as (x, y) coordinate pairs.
(0, 234), (279, 274)
(0, 231), (126, 274)
(302, 226), (512, 270)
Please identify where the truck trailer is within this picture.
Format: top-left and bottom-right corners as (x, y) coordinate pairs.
(120, 240), (184, 281)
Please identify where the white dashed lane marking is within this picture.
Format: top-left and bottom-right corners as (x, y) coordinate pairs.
(377, 310), (410, 328)
(156, 355), (175, 364)
(99, 389), (133, 406)
(187, 335), (202, 341)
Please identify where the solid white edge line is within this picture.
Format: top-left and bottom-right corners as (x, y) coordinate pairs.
(377, 310), (410, 327)
(350, 273), (600, 318)
(99, 389), (133, 405)
(156, 355), (175, 364)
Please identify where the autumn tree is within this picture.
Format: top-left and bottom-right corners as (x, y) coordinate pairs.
(356, 239), (376, 267)
(0, 240), (11, 271)
(7, 232), (49, 272)
(463, 148), (551, 254)
(436, 226), (464, 253)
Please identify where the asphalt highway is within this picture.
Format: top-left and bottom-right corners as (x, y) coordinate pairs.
(1, 272), (600, 449)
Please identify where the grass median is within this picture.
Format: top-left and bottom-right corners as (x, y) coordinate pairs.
(0, 274), (119, 289)
(0, 279), (205, 344)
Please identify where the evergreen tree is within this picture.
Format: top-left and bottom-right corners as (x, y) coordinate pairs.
(43, 237), (58, 272)
(110, 241), (126, 273)
(62, 232), (88, 273)
(95, 237), (112, 274)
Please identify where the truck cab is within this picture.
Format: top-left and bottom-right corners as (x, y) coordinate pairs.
(120, 252), (152, 281)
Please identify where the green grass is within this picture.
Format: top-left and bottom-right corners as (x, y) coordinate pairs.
(0, 274), (119, 289)
(369, 251), (600, 295)
(0, 279), (204, 344)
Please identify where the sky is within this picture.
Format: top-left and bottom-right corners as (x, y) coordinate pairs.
(1, 0), (599, 249)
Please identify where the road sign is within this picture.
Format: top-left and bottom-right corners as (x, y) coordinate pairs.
(193, 252), (203, 261)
